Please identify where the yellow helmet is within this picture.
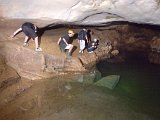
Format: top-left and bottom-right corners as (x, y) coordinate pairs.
(68, 29), (74, 34)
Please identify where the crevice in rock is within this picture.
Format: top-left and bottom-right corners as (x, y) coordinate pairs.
(73, 12), (125, 25)
(66, 1), (81, 21)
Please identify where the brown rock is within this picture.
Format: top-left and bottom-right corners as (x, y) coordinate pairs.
(0, 55), (20, 90)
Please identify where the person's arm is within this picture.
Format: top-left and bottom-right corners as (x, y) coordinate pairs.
(11, 27), (22, 38)
(85, 31), (89, 43)
(85, 35), (89, 43)
(57, 37), (61, 45)
(34, 25), (37, 33)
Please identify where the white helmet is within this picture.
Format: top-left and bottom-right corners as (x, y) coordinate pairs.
(94, 38), (97, 42)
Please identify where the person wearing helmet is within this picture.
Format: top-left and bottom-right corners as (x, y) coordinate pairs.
(11, 22), (42, 52)
(57, 30), (74, 58)
(87, 38), (98, 53)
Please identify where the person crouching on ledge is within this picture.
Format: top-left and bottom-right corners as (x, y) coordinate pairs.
(11, 22), (42, 52)
(57, 30), (74, 58)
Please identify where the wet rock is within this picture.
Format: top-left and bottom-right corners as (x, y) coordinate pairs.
(93, 69), (102, 82)
(64, 58), (86, 72)
(76, 74), (94, 84)
(111, 49), (119, 56)
(75, 69), (102, 84)
(78, 47), (112, 69)
(0, 56), (32, 106)
(148, 37), (160, 64)
(78, 52), (98, 69)
(94, 75), (120, 90)
(0, 79), (32, 106)
(0, 42), (52, 80)
(44, 54), (65, 73)
(0, 55), (20, 91)
(0, 77), (19, 91)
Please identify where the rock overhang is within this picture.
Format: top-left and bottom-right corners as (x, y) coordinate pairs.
(1, 0), (160, 26)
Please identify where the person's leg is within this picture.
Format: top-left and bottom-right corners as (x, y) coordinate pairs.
(34, 36), (39, 48)
(68, 44), (73, 53)
(23, 36), (30, 46)
(79, 40), (85, 53)
(35, 36), (42, 51)
(68, 44), (73, 57)
(65, 44), (73, 58)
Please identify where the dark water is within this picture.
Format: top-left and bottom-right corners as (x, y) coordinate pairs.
(96, 51), (160, 119)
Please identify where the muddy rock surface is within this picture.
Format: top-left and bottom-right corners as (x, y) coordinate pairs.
(0, 55), (20, 90)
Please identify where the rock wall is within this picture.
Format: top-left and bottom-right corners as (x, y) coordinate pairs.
(0, 41), (87, 80)
(0, 42), (51, 80)
(1, 0), (160, 25)
(0, 55), (32, 106)
(0, 55), (20, 90)
(91, 23), (160, 64)
(149, 37), (160, 64)
(0, 40), (114, 80)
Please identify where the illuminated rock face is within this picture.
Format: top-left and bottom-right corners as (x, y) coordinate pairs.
(1, 0), (160, 25)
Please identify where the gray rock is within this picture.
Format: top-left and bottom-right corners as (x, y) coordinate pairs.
(0, 0), (160, 25)
(94, 75), (120, 90)
(93, 69), (102, 82)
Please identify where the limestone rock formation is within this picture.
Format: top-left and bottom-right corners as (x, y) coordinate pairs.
(0, 55), (20, 90)
(1, 0), (160, 25)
